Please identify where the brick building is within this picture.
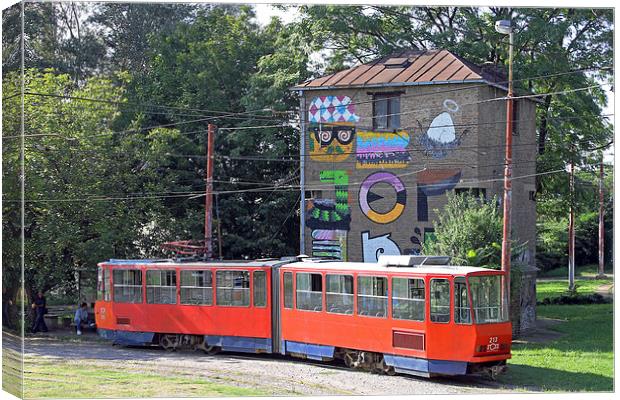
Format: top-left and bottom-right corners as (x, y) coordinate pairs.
(293, 49), (538, 332)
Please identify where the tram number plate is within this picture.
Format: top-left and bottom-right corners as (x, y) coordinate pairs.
(487, 336), (499, 351)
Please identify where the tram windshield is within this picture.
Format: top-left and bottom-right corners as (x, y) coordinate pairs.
(468, 275), (509, 324)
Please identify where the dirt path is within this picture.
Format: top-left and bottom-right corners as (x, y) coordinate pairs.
(7, 332), (516, 396)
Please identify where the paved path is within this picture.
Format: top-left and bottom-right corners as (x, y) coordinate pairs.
(4, 331), (516, 396)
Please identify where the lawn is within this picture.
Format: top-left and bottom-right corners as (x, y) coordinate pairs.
(22, 357), (267, 398)
(536, 279), (613, 302)
(539, 263), (612, 278)
(499, 276), (613, 392)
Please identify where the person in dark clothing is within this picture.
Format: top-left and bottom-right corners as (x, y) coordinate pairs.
(31, 291), (48, 333)
(2, 287), (12, 328)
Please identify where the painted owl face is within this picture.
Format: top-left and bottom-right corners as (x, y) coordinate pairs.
(308, 124), (355, 162)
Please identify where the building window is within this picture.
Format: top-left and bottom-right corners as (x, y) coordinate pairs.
(146, 270), (177, 304)
(253, 270), (267, 307)
(113, 269), (142, 303)
(296, 272), (323, 311)
(180, 270), (213, 305)
(373, 93), (400, 130)
(326, 274), (354, 314)
(357, 276), (388, 318)
(216, 270), (250, 307)
(455, 187), (487, 200)
(392, 277), (425, 321)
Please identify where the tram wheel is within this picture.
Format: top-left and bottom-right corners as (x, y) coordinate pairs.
(159, 334), (179, 351)
(206, 345), (221, 355)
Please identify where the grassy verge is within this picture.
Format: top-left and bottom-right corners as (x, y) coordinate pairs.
(23, 357), (268, 398)
(540, 264), (612, 278)
(536, 279), (613, 302)
(2, 347), (23, 398)
(500, 303), (613, 392)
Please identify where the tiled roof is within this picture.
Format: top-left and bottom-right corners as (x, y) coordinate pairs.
(293, 49), (509, 91)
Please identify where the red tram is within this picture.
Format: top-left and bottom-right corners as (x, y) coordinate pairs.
(95, 255), (511, 378)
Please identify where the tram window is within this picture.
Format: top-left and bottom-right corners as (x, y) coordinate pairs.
(253, 270), (267, 307)
(357, 276), (387, 318)
(454, 277), (472, 324)
(104, 268), (110, 301)
(180, 270), (212, 305)
(296, 273), (323, 311)
(216, 270), (250, 306)
(326, 274), (353, 314)
(97, 267), (104, 301)
(146, 270), (177, 304)
(113, 269), (142, 303)
(430, 279), (451, 323)
(392, 277), (425, 321)
(283, 272), (293, 309)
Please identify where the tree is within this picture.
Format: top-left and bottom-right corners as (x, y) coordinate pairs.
(422, 194), (504, 268)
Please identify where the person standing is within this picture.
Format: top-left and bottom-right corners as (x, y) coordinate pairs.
(74, 303), (88, 335)
(31, 291), (48, 333)
(2, 287), (12, 329)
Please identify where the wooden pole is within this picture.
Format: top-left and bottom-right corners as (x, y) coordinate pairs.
(598, 157), (606, 278)
(501, 30), (514, 306)
(205, 124), (216, 259)
(568, 152), (575, 291)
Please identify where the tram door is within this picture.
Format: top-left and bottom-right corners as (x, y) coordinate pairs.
(270, 264), (282, 354)
(427, 277), (455, 358)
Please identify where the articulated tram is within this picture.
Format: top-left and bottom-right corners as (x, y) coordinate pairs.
(95, 255), (511, 378)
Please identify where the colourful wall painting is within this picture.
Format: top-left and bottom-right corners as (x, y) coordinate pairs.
(356, 131), (412, 169)
(308, 95), (360, 123)
(309, 124), (355, 162)
(416, 169), (462, 221)
(359, 171), (406, 224)
(306, 170), (351, 260)
(361, 231), (401, 263)
(417, 99), (468, 159)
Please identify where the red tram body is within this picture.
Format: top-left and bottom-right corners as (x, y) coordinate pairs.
(95, 255), (511, 378)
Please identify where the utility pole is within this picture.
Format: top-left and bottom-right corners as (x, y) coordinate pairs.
(597, 157), (606, 278)
(299, 91), (306, 255)
(568, 150), (575, 291)
(495, 20), (514, 306)
(205, 123), (216, 259)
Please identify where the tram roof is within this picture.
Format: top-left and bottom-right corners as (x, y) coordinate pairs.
(100, 258), (500, 276)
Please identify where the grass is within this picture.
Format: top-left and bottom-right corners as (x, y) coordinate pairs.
(500, 303), (613, 392)
(536, 278), (613, 302)
(2, 346), (23, 398)
(539, 263), (612, 278)
(498, 275), (613, 392)
(22, 357), (268, 399)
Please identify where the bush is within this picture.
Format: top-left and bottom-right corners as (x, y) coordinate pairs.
(423, 193), (521, 269)
(538, 293), (611, 305)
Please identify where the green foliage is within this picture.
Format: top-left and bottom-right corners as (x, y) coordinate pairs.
(423, 193), (504, 268)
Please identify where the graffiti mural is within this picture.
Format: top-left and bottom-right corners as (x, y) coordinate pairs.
(416, 169), (462, 221)
(309, 124), (355, 162)
(306, 170), (351, 259)
(359, 172), (406, 224)
(361, 231), (401, 263)
(417, 99), (468, 159)
(308, 95), (360, 123)
(356, 131), (411, 169)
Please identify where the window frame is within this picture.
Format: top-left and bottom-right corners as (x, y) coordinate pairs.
(112, 268), (143, 304)
(391, 276), (425, 322)
(295, 272), (324, 312)
(372, 93), (401, 131)
(283, 272), (293, 309)
(146, 269), (178, 305)
(429, 278), (451, 324)
(253, 270), (267, 308)
(215, 269), (251, 307)
(357, 275), (388, 319)
(454, 276), (472, 324)
(180, 269), (213, 306)
(325, 274), (354, 315)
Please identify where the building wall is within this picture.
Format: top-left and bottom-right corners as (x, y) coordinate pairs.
(301, 83), (537, 266)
